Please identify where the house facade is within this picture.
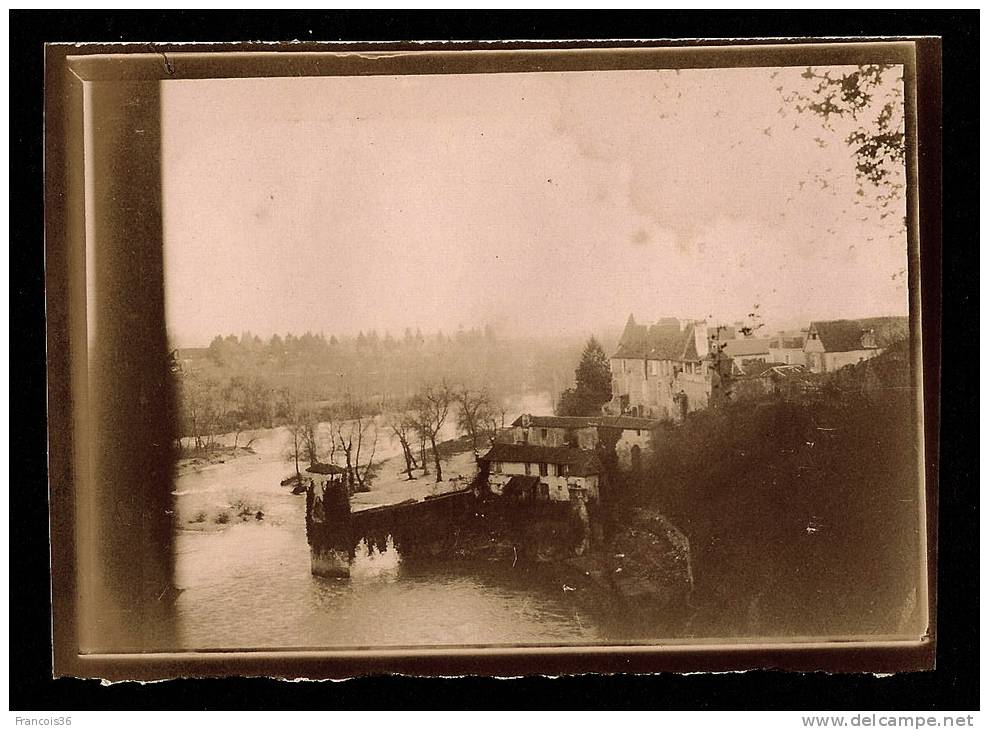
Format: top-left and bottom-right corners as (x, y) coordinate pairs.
(478, 442), (602, 502)
(511, 414), (598, 450)
(511, 413), (660, 469)
(768, 331), (807, 366)
(718, 337), (774, 369)
(802, 318), (909, 373)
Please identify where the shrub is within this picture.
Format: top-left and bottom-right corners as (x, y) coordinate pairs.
(629, 345), (921, 638)
(230, 496), (265, 521)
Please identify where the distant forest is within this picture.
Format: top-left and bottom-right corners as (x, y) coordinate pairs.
(172, 326), (617, 443)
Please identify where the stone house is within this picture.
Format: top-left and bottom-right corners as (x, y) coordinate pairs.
(511, 414), (598, 450)
(607, 315), (711, 421)
(803, 317), (907, 373)
(768, 330), (807, 366)
(511, 413), (660, 470)
(478, 442), (603, 503)
(718, 337), (775, 369)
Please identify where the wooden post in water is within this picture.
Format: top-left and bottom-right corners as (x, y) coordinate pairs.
(307, 476), (354, 578)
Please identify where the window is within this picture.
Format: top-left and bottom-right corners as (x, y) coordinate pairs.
(635, 429), (641, 436)
(539, 462), (548, 476)
(524, 462), (531, 476)
(558, 463), (568, 477)
(540, 428), (548, 440)
(492, 461), (501, 473)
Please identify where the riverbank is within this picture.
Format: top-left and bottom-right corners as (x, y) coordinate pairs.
(352, 434), (479, 510)
(175, 444), (258, 479)
(175, 431), (481, 531)
(390, 503), (694, 638)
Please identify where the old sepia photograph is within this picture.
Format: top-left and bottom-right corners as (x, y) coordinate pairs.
(43, 39), (938, 678)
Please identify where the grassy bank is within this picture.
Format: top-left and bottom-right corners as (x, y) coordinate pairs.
(174, 444), (257, 479)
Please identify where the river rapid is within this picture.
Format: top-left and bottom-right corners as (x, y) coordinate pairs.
(172, 392), (607, 649)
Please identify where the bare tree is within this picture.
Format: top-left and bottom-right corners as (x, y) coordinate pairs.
(455, 387), (497, 457)
(286, 420), (305, 486)
(334, 395), (378, 493)
(416, 423), (430, 477)
(182, 371), (223, 454)
(357, 426), (378, 492)
(386, 409), (420, 480)
(498, 402), (509, 428)
(281, 388), (305, 485)
(411, 383), (452, 482)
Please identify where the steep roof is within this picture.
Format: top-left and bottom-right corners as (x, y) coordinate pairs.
(739, 362), (812, 378)
(708, 324), (736, 340)
(512, 414), (662, 431)
(479, 443), (603, 476)
(770, 331), (806, 350)
(613, 315), (699, 361)
(809, 316), (908, 353)
(809, 320), (874, 352)
(592, 415), (663, 430)
(511, 415), (598, 429)
(720, 338), (774, 358)
(771, 336), (806, 350)
(854, 316), (910, 347)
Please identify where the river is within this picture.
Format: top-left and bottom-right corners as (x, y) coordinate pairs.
(172, 392), (607, 649)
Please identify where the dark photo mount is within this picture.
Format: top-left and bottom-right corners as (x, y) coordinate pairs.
(43, 39), (939, 680)
(14, 10), (975, 711)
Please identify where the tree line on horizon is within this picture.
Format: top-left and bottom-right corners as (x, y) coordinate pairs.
(200, 324), (500, 363)
(172, 326), (615, 474)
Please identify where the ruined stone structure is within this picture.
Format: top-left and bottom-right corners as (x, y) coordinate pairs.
(306, 479), (477, 577)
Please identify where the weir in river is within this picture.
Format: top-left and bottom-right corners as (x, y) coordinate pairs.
(304, 467), (593, 578)
(305, 472), (480, 577)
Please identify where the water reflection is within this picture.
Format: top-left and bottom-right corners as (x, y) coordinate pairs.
(173, 392), (604, 649)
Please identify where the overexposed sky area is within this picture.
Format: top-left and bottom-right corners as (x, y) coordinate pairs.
(162, 66), (908, 347)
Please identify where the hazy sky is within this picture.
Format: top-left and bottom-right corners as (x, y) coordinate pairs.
(162, 66), (908, 347)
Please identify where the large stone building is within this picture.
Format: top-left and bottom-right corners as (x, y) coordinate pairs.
(606, 315), (712, 421)
(510, 413), (660, 469)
